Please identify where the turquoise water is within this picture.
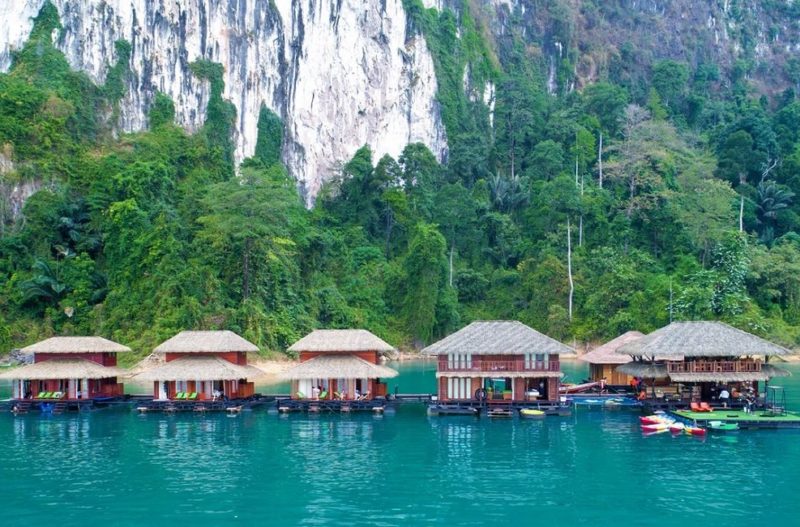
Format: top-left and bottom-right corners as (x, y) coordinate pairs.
(2, 361), (800, 525)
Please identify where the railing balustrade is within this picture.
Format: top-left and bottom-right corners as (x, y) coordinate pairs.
(666, 360), (762, 374)
(438, 359), (560, 373)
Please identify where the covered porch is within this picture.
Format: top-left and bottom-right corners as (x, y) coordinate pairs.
(280, 354), (398, 401)
(0, 358), (124, 400)
(134, 355), (264, 401)
(436, 372), (562, 402)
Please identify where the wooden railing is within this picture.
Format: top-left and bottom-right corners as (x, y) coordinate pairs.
(666, 360), (762, 374)
(438, 360), (560, 373)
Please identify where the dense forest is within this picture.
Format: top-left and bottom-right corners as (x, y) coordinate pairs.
(1, 2), (799, 362)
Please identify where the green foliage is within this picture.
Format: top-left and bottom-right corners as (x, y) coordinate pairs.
(254, 105), (283, 167)
(148, 92), (175, 129)
(2, 0), (800, 360)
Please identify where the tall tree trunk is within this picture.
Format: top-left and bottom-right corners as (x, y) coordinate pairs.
(578, 215), (583, 247)
(449, 242), (454, 288)
(567, 218), (574, 322)
(739, 195), (744, 232)
(242, 238), (252, 300)
(598, 132), (603, 189)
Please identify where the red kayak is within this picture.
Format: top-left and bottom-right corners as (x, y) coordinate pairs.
(685, 426), (707, 437)
(640, 416), (663, 425)
(641, 423), (669, 432)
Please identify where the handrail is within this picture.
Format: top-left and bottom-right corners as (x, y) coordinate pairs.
(666, 360), (762, 374)
(438, 359), (561, 373)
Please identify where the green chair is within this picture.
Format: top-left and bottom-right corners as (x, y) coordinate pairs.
(36, 391), (46, 399)
(296, 391), (307, 399)
(333, 391), (343, 400)
(42, 392), (53, 399)
(188, 392), (198, 400)
(319, 390), (328, 399)
(174, 392), (185, 400)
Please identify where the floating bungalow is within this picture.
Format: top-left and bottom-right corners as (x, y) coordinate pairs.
(134, 330), (265, 411)
(579, 331), (644, 388)
(422, 321), (573, 415)
(0, 336), (130, 413)
(279, 329), (399, 412)
(616, 321), (791, 409)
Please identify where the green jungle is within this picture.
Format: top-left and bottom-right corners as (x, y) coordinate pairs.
(2, 1), (800, 363)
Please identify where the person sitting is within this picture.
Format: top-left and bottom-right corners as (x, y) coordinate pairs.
(212, 389), (222, 401)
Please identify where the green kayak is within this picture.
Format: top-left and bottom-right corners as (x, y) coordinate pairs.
(708, 420), (739, 432)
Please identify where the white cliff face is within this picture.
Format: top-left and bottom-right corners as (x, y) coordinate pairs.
(0, 0), (447, 202)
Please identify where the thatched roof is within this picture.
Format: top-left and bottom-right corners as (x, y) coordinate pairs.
(134, 356), (265, 381)
(21, 336), (131, 354)
(153, 331), (259, 354)
(421, 321), (574, 356)
(279, 355), (398, 380)
(579, 331), (644, 365)
(287, 329), (396, 354)
(615, 362), (669, 379)
(616, 321), (791, 358)
(616, 361), (790, 382)
(0, 358), (124, 380)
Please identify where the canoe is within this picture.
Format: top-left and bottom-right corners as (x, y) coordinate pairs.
(668, 423), (685, 433)
(640, 415), (667, 425)
(708, 420), (739, 432)
(641, 423), (669, 432)
(684, 426), (707, 437)
(520, 408), (545, 419)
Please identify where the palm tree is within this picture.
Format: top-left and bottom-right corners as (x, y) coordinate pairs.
(756, 181), (794, 243)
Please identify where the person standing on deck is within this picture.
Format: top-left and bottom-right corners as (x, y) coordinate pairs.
(719, 387), (730, 407)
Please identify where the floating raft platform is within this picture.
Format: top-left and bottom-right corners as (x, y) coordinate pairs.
(670, 409), (800, 429)
(135, 398), (265, 413)
(0, 397), (126, 414)
(427, 401), (572, 418)
(276, 398), (391, 414)
(568, 395), (642, 409)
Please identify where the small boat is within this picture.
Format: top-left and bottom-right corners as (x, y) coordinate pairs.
(641, 423), (669, 432)
(684, 426), (707, 437)
(708, 420), (739, 432)
(520, 408), (545, 419)
(640, 415), (665, 425)
(668, 422), (685, 434)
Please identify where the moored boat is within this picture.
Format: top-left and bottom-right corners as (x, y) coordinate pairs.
(708, 420), (739, 432)
(520, 408), (545, 419)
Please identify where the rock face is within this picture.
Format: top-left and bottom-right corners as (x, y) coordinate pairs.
(0, 1), (447, 202)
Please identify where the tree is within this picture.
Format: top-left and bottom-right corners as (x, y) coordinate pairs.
(403, 223), (449, 345)
(197, 165), (305, 302)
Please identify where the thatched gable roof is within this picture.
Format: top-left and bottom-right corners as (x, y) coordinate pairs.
(287, 329), (396, 354)
(279, 354), (398, 380)
(579, 331), (644, 365)
(134, 355), (265, 381)
(616, 361), (790, 382)
(0, 358), (124, 380)
(21, 336), (131, 354)
(421, 321), (573, 356)
(153, 331), (259, 354)
(616, 321), (791, 358)
(615, 362), (669, 379)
